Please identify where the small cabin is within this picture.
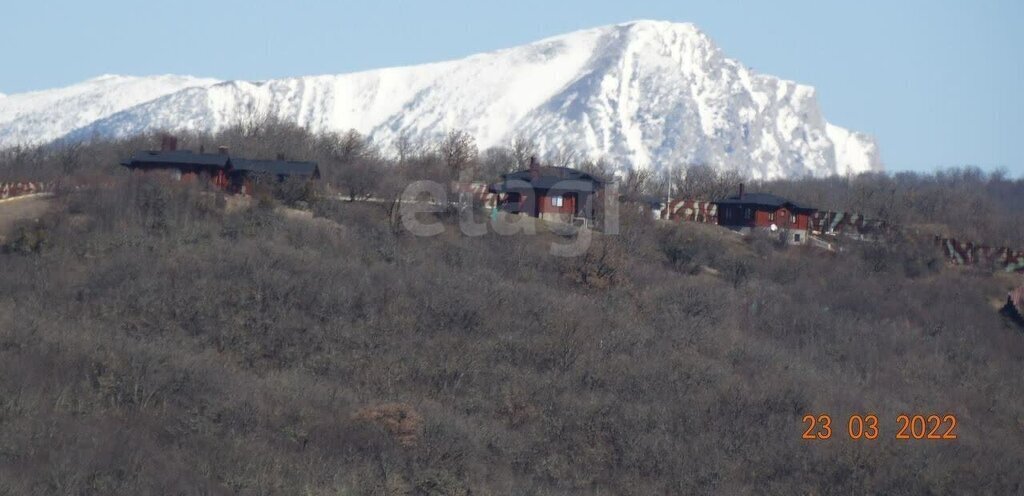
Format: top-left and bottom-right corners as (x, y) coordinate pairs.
(714, 185), (815, 244)
(488, 158), (607, 223)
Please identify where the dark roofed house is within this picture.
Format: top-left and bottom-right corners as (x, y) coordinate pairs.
(230, 158), (320, 195)
(121, 137), (319, 194)
(122, 150), (231, 169)
(121, 148), (232, 189)
(488, 157), (607, 223)
(714, 184), (815, 244)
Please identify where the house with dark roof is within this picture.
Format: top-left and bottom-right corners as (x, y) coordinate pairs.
(488, 158), (607, 223)
(714, 184), (815, 244)
(229, 158), (320, 194)
(122, 149), (233, 189)
(121, 137), (319, 194)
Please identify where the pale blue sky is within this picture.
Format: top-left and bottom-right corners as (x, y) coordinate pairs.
(2, 0), (1021, 174)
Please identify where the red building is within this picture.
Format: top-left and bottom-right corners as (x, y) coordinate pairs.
(121, 137), (319, 194)
(488, 158), (607, 223)
(121, 148), (232, 189)
(714, 185), (815, 244)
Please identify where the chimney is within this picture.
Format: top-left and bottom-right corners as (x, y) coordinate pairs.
(738, 182), (744, 199)
(529, 155), (540, 181)
(218, 146), (229, 156)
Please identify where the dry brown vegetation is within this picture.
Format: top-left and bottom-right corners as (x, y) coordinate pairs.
(0, 127), (1022, 494)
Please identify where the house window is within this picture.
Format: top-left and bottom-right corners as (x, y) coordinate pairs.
(768, 212), (775, 221)
(724, 208), (732, 220)
(744, 208), (752, 220)
(551, 196), (564, 207)
(790, 213), (797, 223)
(794, 233), (802, 242)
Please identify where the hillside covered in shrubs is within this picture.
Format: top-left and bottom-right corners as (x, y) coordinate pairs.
(0, 125), (1022, 494)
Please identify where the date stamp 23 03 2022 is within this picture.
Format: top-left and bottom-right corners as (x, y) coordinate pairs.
(801, 413), (958, 441)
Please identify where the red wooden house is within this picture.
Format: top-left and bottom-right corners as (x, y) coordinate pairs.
(121, 137), (319, 194)
(121, 148), (232, 189)
(488, 158), (607, 223)
(714, 185), (815, 244)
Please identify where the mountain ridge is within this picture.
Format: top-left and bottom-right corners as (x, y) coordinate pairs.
(0, 20), (882, 179)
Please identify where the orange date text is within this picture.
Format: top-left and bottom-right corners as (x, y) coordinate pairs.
(802, 413), (957, 441)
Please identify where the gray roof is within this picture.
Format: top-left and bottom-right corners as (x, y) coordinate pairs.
(491, 178), (598, 193)
(490, 166), (606, 193)
(231, 158), (320, 177)
(714, 192), (814, 211)
(120, 150), (320, 178)
(122, 150), (230, 168)
(502, 166), (608, 184)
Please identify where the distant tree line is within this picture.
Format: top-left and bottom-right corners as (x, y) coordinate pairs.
(1, 117), (1021, 245)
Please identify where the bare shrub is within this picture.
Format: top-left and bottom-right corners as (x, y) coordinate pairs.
(354, 403), (424, 447)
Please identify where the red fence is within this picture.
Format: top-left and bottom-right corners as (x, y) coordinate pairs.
(936, 236), (1024, 273)
(661, 199), (718, 223)
(810, 211), (887, 236)
(0, 181), (51, 200)
(658, 201), (890, 237)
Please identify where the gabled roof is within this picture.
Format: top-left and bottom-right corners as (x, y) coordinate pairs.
(231, 158), (320, 177)
(714, 192), (814, 211)
(490, 166), (607, 193)
(120, 150), (320, 179)
(122, 150), (230, 168)
(501, 166), (608, 184)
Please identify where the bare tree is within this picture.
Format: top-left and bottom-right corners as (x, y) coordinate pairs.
(510, 135), (538, 169)
(337, 156), (383, 201)
(440, 130), (479, 180)
(674, 164), (743, 200)
(56, 141), (85, 175)
(480, 146), (517, 180)
(393, 131), (417, 165)
(545, 144), (577, 168)
(314, 130), (382, 200)
(621, 168), (655, 197)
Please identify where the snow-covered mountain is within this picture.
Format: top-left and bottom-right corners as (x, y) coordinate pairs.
(0, 21), (882, 178)
(0, 74), (219, 147)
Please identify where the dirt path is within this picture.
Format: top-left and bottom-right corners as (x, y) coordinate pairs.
(0, 194), (54, 239)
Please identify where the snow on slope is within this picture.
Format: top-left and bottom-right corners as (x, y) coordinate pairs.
(826, 123), (882, 176)
(0, 74), (219, 146)
(13, 21), (882, 178)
